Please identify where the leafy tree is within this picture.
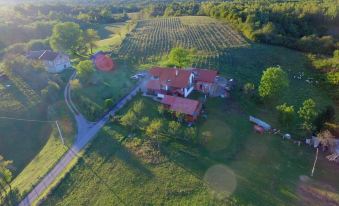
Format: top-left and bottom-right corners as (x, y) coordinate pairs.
(157, 105), (165, 115)
(0, 155), (13, 203)
(76, 60), (95, 84)
(120, 110), (138, 130)
(83, 29), (99, 54)
(41, 81), (60, 102)
(70, 79), (81, 90)
(333, 50), (339, 59)
(258, 67), (289, 99)
(243, 82), (255, 95)
(139, 116), (150, 130)
(298, 99), (318, 132)
(132, 100), (145, 115)
(27, 39), (50, 51)
(50, 22), (83, 54)
(104, 99), (114, 109)
(184, 127), (197, 143)
(276, 103), (295, 128)
(146, 119), (163, 149)
(168, 121), (181, 136)
(166, 47), (194, 68)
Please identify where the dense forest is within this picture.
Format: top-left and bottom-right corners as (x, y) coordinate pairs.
(142, 1), (339, 55)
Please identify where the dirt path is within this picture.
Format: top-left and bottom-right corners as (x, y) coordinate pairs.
(19, 72), (141, 206)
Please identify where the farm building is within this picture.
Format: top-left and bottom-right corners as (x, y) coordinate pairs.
(147, 67), (195, 98)
(160, 95), (202, 122)
(26, 50), (71, 73)
(192, 68), (218, 94)
(146, 67), (219, 97)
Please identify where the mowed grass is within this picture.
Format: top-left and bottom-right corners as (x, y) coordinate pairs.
(94, 22), (129, 52)
(43, 94), (339, 206)
(72, 63), (135, 121)
(11, 129), (68, 196)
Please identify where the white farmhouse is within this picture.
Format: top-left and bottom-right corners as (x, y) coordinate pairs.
(26, 50), (71, 73)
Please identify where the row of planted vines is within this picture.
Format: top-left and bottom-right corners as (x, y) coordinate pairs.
(118, 16), (248, 68)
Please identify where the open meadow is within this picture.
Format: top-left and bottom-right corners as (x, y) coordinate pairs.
(42, 16), (338, 205)
(43, 94), (339, 206)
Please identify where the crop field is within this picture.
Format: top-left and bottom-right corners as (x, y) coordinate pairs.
(118, 16), (248, 68)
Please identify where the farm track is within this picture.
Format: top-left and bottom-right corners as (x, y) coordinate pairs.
(118, 16), (248, 68)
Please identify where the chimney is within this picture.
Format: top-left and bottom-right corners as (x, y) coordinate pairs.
(175, 69), (179, 76)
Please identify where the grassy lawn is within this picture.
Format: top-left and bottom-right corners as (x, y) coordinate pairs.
(72, 62), (136, 121)
(94, 22), (130, 52)
(42, 93), (339, 206)
(42, 42), (339, 205)
(10, 129), (68, 196)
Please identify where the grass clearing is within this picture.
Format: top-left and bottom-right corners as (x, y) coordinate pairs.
(94, 22), (130, 52)
(42, 93), (339, 205)
(11, 129), (68, 196)
(72, 63), (135, 121)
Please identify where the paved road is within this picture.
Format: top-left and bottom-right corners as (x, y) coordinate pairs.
(19, 72), (141, 206)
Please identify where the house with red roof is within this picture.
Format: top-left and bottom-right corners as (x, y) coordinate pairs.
(192, 68), (218, 94)
(26, 50), (71, 73)
(146, 67), (218, 97)
(161, 95), (202, 122)
(147, 67), (195, 97)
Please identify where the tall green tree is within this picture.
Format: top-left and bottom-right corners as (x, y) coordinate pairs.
(84, 29), (100, 54)
(120, 110), (138, 131)
(168, 121), (181, 136)
(166, 47), (194, 68)
(259, 67), (289, 99)
(0, 155), (13, 203)
(298, 99), (318, 132)
(146, 119), (163, 149)
(75, 60), (95, 84)
(132, 100), (145, 115)
(276, 103), (295, 128)
(50, 22), (83, 54)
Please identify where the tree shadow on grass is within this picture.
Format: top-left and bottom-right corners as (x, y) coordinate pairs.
(88, 128), (154, 179)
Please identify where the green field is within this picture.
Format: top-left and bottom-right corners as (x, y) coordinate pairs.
(72, 63), (135, 121)
(42, 16), (338, 205)
(42, 93), (339, 206)
(0, 67), (74, 175)
(0, 66), (76, 202)
(94, 22), (130, 52)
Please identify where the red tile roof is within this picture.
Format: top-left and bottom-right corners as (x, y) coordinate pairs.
(149, 67), (192, 89)
(146, 79), (161, 90)
(161, 95), (201, 116)
(192, 68), (218, 83)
